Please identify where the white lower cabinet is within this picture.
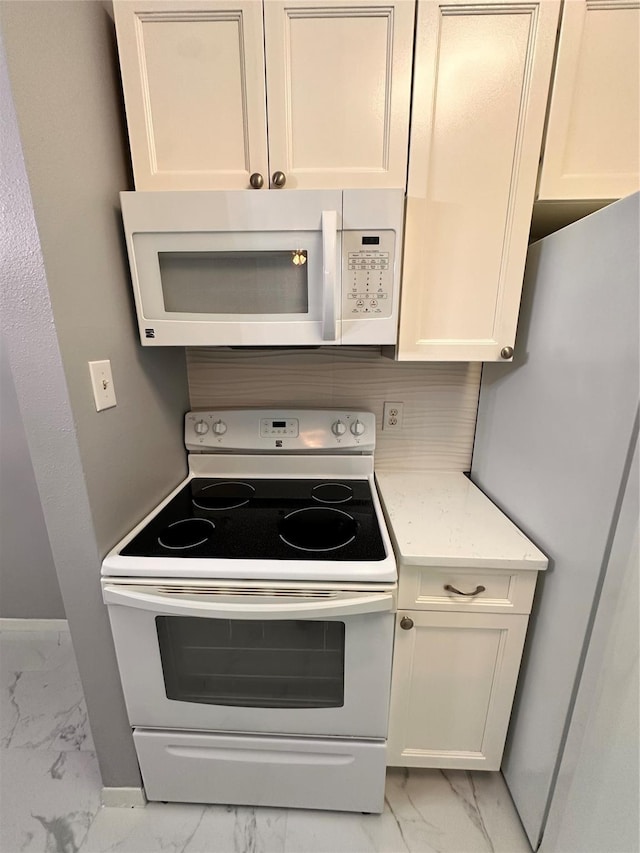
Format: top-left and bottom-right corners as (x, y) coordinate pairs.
(387, 579), (535, 770)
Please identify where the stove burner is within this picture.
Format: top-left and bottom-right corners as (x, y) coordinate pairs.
(158, 518), (215, 550)
(311, 482), (353, 505)
(279, 507), (357, 552)
(192, 481), (256, 511)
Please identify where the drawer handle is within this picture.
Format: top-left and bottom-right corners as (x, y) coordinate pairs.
(444, 584), (486, 597)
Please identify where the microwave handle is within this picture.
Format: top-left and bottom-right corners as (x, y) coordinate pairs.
(102, 584), (394, 619)
(321, 209), (339, 342)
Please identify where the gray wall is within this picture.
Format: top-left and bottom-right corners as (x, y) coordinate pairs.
(0, 333), (65, 619)
(0, 1), (189, 788)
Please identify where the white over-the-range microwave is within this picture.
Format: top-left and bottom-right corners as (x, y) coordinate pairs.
(120, 189), (404, 347)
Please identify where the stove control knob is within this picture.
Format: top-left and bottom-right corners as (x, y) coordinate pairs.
(331, 420), (347, 436)
(194, 419), (209, 436)
(350, 419), (366, 436)
(212, 419), (228, 436)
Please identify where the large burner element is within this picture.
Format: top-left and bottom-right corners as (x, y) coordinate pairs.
(158, 518), (215, 550)
(311, 483), (353, 504)
(192, 481), (255, 511)
(279, 507), (357, 552)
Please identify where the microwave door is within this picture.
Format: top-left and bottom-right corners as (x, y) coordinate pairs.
(129, 230), (340, 347)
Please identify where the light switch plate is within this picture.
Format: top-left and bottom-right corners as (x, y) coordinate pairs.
(88, 360), (116, 411)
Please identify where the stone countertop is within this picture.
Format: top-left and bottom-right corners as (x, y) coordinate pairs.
(375, 471), (548, 570)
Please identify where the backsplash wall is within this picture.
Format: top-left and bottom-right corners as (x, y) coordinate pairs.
(187, 348), (481, 471)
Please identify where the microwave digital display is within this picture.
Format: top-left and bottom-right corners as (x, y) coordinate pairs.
(362, 236), (380, 245)
(272, 421), (286, 428)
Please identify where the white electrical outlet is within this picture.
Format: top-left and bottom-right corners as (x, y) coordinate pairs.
(383, 401), (404, 431)
(89, 360), (117, 411)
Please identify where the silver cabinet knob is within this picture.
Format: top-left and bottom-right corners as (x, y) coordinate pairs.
(331, 420), (347, 436)
(212, 419), (227, 435)
(272, 171), (286, 188)
(350, 419), (366, 436)
(194, 419), (209, 436)
(400, 616), (414, 630)
(249, 173), (264, 189)
(501, 346), (514, 360)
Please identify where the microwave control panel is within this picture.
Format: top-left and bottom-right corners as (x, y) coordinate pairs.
(342, 230), (395, 318)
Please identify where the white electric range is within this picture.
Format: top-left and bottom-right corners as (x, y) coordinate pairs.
(101, 409), (397, 813)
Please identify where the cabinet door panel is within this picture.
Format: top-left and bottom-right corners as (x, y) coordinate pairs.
(263, 0), (414, 189)
(397, 0), (559, 360)
(114, 0), (268, 190)
(538, 1), (640, 200)
(387, 610), (529, 769)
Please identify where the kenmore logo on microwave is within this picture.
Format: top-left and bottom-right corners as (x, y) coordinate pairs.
(145, 328), (155, 339)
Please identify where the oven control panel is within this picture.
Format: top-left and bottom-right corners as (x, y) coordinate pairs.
(185, 409), (376, 453)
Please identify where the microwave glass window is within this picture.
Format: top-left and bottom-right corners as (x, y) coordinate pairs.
(156, 616), (345, 708)
(158, 251), (309, 315)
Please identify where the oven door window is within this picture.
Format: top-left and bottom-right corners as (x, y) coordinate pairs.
(156, 616), (345, 709)
(158, 250), (309, 315)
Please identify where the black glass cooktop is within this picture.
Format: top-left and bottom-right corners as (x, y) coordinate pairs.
(121, 478), (386, 561)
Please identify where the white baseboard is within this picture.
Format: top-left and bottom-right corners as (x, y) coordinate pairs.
(101, 787), (147, 808)
(0, 618), (68, 631)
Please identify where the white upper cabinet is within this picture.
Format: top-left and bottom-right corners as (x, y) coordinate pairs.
(396, 0), (560, 362)
(113, 1), (269, 191)
(113, 0), (414, 191)
(263, 0), (414, 189)
(538, 0), (640, 201)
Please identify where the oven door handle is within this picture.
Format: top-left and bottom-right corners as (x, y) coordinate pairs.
(321, 209), (339, 343)
(102, 585), (394, 619)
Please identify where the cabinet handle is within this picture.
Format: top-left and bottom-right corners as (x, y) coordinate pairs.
(249, 173), (264, 189)
(444, 584), (486, 597)
(500, 346), (514, 359)
(400, 616), (414, 630)
(272, 171), (286, 188)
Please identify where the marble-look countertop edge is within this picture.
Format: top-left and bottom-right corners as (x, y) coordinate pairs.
(375, 469), (549, 571)
(395, 555), (548, 570)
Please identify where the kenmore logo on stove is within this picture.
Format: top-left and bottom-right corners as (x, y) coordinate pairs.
(145, 328), (155, 339)
(275, 440), (283, 448)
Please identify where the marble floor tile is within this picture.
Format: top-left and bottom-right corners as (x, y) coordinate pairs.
(0, 629), (72, 686)
(1, 640), (95, 752)
(0, 747), (102, 853)
(384, 767), (531, 853)
(283, 807), (412, 853)
(80, 802), (288, 853)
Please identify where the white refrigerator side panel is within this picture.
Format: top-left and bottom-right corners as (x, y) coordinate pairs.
(471, 193), (639, 847)
(540, 434), (639, 853)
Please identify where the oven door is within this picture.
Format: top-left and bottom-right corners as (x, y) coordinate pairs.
(103, 583), (395, 739)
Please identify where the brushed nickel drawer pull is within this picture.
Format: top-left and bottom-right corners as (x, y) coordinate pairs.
(444, 583), (486, 597)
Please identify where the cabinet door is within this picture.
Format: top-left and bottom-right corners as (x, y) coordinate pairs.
(113, 0), (269, 190)
(387, 610), (529, 770)
(538, 1), (640, 200)
(396, 0), (559, 361)
(263, 0), (414, 189)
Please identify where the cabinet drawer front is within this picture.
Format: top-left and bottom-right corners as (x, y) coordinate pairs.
(134, 729), (386, 812)
(399, 567), (537, 614)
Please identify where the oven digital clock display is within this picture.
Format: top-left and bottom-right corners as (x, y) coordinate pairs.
(260, 418), (299, 437)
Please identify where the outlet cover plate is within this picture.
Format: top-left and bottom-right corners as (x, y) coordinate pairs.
(383, 401), (403, 431)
